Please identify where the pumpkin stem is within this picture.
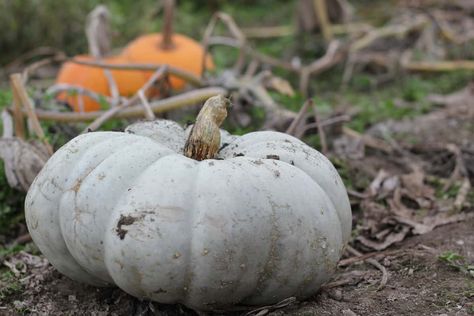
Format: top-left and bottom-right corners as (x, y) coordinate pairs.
(184, 95), (230, 161)
(161, 0), (175, 50)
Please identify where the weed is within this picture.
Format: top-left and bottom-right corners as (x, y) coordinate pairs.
(439, 251), (474, 278)
(0, 270), (22, 300)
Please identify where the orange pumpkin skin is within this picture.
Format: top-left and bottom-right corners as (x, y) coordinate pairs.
(56, 55), (148, 112)
(56, 34), (213, 112)
(121, 33), (214, 89)
(108, 55), (152, 98)
(56, 55), (110, 112)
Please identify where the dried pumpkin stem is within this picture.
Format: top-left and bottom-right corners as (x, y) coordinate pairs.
(161, 0), (175, 49)
(184, 95), (230, 161)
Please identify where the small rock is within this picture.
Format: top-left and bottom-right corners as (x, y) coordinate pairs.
(13, 300), (27, 310)
(68, 295), (77, 302)
(342, 309), (358, 316)
(456, 240), (464, 245)
(328, 289), (343, 301)
(408, 268), (414, 276)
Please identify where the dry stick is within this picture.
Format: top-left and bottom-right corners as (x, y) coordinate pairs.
(330, 22), (373, 35)
(84, 66), (169, 132)
(10, 74), (53, 155)
(300, 114), (350, 132)
(86, 5), (112, 58)
(86, 5), (118, 106)
(203, 11), (344, 93)
(5, 46), (63, 70)
(244, 297), (296, 316)
(346, 188), (369, 199)
(347, 245), (388, 291)
(242, 25), (294, 38)
(403, 60), (474, 72)
(339, 249), (403, 267)
(313, 0), (333, 43)
(19, 53), (203, 88)
(342, 126), (393, 154)
(201, 12), (246, 75)
(21, 54), (65, 83)
(454, 178), (471, 210)
(244, 59), (260, 79)
(69, 58), (203, 87)
(24, 87), (227, 122)
(202, 13), (294, 73)
(350, 15), (428, 53)
(286, 99), (312, 136)
(207, 36), (295, 71)
(10, 81), (26, 140)
(1, 110), (14, 138)
(201, 14), (220, 77)
(14, 233), (32, 245)
(137, 90), (156, 120)
(442, 143), (467, 192)
(443, 143), (471, 210)
(299, 40), (344, 95)
(311, 101), (328, 154)
(103, 70), (120, 107)
(294, 113), (350, 139)
(86, 5), (119, 108)
(251, 84), (297, 130)
(207, 13), (416, 95)
(46, 84), (115, 105)
(202, 12), (247, 76)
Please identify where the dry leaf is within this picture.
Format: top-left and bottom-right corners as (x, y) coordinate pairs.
(356, 226), (410, 251)
(0, 138), (50, 191)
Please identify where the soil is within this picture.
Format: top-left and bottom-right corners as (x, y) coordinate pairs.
(0, 219), (472, 316)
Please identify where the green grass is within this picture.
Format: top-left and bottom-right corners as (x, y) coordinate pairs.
(0, 270), (22, 300)
(0, 161), (26, 235)
(439, 251), (474, 278)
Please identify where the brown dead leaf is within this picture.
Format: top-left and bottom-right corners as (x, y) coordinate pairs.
(3, 251), (48, 277)
(388, 187), (415, 219)
(323, 270), (367, 289)
(360, 200), (391, 235)
(333, 134), (365, 160)
(356, 226), (410, 251)
(427, 81), (474, 107)
(395, 212), (474, 235)
(400, 167), (434, 200)
(0, 138), (50, 191)
(264, 76), (295, 97)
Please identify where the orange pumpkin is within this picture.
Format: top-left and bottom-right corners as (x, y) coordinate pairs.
(56, 55), (147, 112)
(120, 0), (213, 90)
(56, 0), (213, 112)
(121, 33), (214, 90)
(56, 55), (110, 112)
(109, 55), (154, 97)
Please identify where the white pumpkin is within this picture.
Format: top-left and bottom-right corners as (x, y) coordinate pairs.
(25, 98), (351, 311)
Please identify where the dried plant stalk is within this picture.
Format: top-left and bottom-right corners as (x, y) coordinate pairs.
(25, 87), (227, 122)
(10, 74), (53, 155)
